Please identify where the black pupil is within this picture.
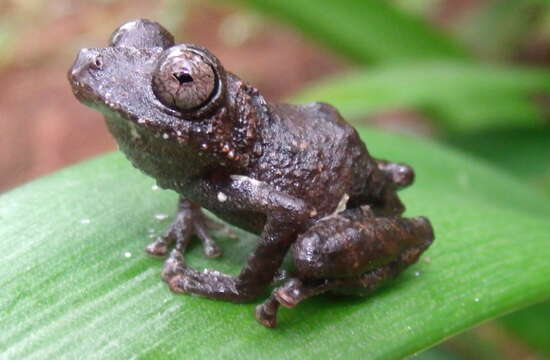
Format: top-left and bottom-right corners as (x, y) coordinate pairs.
(173, 72), (193, 84)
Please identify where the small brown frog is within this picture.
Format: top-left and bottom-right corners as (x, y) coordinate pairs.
(68, 19), (434, 328)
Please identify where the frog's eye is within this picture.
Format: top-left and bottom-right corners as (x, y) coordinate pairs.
(152, 47), (217, 112)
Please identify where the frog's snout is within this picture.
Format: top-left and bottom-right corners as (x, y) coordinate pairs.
(69, 48), (103, 79)
(68, 48), (104, 99)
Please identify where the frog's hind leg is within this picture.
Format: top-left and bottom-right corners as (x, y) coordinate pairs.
(145, 197), (224, 278)
(255, 222), (433, 328)
(254, 256), (411, 329)
(334, 245), (426, 296)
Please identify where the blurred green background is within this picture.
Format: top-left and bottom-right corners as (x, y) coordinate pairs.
(0, 0), (548, 359)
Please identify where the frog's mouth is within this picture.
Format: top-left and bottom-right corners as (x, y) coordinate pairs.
(69, 76), (128, 121)
(69, 78), (102, 107)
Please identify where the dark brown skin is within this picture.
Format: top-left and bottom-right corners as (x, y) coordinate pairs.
(68, 19), (435, 328)
(256, 207), (434, 327)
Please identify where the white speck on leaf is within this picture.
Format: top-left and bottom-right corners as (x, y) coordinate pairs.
(474, 297), (480, 302)
(151, 184), (160, 191)
(155, 214), (168, 221)
(124, 252), (132, 258)
(217, 192), (228, 202)
(414, 271), (421, 277)
(80, 218), (91, 225)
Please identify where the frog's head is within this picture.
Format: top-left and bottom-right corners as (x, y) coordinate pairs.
(68, 19), (264, 178)
(68, 19), (227, 130)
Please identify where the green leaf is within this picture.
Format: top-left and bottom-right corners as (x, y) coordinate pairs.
(1, 127), (549, 359)
(498, 301), (550, 357)
(444, 125), (550, 192)
(226, 0), (470, 64)
(292, 62), (550, 131)
(412, 347), (464, 360)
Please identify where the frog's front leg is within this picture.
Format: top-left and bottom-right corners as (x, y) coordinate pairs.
(146, 197), (223, 269)
(165, 175), (310, 302)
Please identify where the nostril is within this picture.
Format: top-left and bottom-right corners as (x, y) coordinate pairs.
(91, 55), (103, 70)
(69, 48), (103, 81)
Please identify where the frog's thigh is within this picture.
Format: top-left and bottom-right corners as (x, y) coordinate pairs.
(330, 250), (422, 296)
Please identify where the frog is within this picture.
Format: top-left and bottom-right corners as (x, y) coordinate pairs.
(68, 19), (434, 328)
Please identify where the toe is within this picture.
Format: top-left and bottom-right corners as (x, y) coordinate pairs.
(161, 250), (185, 282)
(145, 238), (168, 257)
(255, 304), (277, 328)
(203, 243), (222, 258)
(168, 274), (188, 293)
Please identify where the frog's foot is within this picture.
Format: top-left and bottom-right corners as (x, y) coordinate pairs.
(255, 278), (336, 328)
(255, 296), (280, 328)
(165, 266), (260, 303)
(145, 199), (223, 259)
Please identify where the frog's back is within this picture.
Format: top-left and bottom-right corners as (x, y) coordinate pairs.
(250, 102), (378, 217)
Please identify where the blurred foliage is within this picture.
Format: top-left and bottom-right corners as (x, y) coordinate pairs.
(392, 0), (441, 18)
(435, 329), (509, 360)
(453, 0), (548, 60)
(0, 14), (20, 66)
(444, 125), (550, 194)
(293, 62), (550, 131)
(156, 0), (189, 34)
(229, 0), (471, 64)
(499, 301), (550, 358)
